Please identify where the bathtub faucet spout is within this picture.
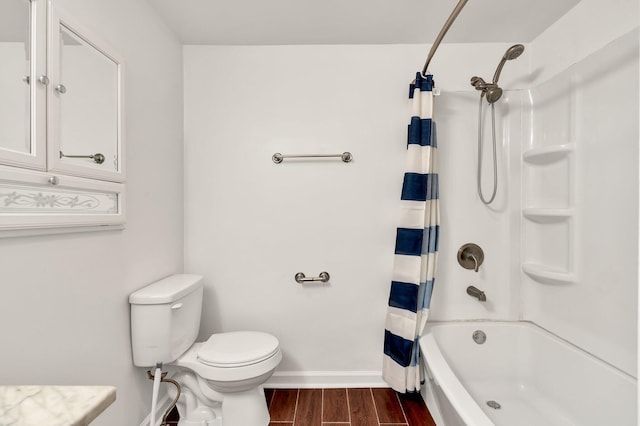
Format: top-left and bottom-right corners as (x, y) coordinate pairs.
(466, 285), (486, 302)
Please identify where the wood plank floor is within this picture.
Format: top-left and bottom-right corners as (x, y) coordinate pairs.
(265, 388), (436, 426)
(166, 387), (436, 425)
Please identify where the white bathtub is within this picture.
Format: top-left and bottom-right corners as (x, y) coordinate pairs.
(419, 321), (637, 426)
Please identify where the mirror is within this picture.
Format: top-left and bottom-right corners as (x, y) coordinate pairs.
(57, 24), (120, 174)
(0, 0), (31, 155)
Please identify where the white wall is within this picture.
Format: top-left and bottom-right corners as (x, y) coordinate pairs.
(524, 0), (639, 377)
(183, 43), (527, 382)
(0, 0), (184, 425)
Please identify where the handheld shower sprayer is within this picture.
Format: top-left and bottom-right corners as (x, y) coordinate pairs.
(470, 44), (525, 205)
(492, 44), (525, 83)
(471, 44), (524, 104)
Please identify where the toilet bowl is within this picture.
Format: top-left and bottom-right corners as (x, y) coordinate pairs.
(172, 332), (282, 425)
(129, 274), (281, 426)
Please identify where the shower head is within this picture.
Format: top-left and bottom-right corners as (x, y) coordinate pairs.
(470, 44), (525, 104)
(492, 44), (525, 84)
(504, 44), (525, 60)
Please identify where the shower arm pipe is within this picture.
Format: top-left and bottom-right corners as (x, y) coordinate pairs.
(420, 0), (469, 77)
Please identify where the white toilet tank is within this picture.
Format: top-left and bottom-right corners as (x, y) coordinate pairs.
(129, 274), (204, 367)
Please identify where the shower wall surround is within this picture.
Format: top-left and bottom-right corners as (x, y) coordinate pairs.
(523, 29), (638, 377)
(523, 0), (639, 377)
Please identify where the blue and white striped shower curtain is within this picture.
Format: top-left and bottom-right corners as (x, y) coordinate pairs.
(382, 72), (440, 393)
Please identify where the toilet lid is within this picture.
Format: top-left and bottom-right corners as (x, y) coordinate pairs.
(197, 331), (280, 368)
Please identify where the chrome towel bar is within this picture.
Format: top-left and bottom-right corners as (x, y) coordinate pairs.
(272, 152), (352, 164)
(295, 272), (330, 284)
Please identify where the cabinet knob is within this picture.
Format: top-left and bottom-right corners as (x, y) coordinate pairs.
(48, 176), (60, 185)
(55, 84), (67, 94)
(38, 75), (49, 86)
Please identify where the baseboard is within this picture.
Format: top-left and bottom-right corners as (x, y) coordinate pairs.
(265, 370), (387, 389)
(138, 394), (172, 426)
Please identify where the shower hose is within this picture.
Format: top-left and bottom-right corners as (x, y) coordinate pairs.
(477, 95), (498, 205)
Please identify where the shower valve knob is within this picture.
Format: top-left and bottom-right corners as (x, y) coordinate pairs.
(458, 243), (484, 272)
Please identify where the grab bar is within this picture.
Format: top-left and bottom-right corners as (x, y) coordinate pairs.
(295, 272), (330, 284)
(272, 152), (353, 164)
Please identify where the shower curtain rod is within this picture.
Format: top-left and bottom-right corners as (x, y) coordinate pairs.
(420, 0), (469, 76)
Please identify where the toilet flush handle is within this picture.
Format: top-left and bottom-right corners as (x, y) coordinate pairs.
(171, 303), (183, 310)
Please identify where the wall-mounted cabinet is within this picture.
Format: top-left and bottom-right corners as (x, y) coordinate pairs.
(0, 166), (125, 231)
(0, 0), (124, 232)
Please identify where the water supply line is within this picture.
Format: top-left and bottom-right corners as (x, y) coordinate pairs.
(150, 363), (162, 426)
(147, 367), (182, 426)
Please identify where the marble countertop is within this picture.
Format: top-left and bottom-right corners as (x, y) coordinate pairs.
(0, 386), (116, 426)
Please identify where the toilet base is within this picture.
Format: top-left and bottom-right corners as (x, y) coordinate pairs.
(219, 387), (270, 426)
(177, 387), (269, 426)
(171, 371), (271, 426)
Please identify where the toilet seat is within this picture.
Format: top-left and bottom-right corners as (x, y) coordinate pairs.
(197, 331), (280, 368)
(173, 332), (282, 383)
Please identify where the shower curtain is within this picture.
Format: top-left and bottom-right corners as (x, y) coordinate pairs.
(382, 72), (440, 393)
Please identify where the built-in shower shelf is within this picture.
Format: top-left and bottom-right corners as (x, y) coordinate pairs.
(523, 208), (574, 221)
(523, 143), (575, 164)
(522, 263), (575, 284)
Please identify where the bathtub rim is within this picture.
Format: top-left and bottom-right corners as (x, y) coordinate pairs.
(419, 319), (637, 426)
(424, 319), (637, 380)
(420, 321), (495, 426)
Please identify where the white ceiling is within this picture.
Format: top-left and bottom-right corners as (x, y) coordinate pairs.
(146, 0), (581, 45)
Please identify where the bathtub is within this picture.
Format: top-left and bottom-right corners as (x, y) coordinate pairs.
(419, 321), (637, 426)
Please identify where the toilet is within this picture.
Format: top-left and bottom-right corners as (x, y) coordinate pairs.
(129, 274), (282, 426)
